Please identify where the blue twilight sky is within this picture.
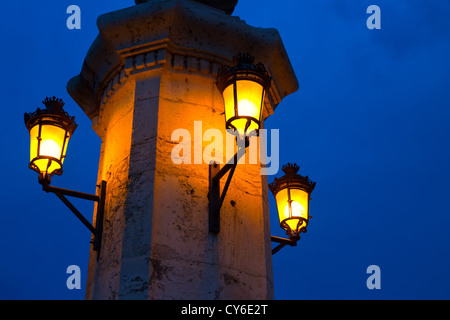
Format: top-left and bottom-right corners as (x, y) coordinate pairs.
(0, 0), (449, 300)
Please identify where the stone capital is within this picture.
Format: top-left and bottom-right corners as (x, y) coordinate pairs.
(67, 0), (298, 129)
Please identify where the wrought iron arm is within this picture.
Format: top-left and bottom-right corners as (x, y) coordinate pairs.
(206, 137), (302, 254)
(271, 236), (298, 255)
(208, 139), (248, 233)
(42, 180), (106, 253)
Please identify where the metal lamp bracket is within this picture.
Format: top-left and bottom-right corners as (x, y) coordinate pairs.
(42, 180), (106, 256)
(208, 138), (248, 233)
(207, 139), (306, 255)
(270, 236), (298, 255)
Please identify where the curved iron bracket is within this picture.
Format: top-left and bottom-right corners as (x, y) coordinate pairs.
(208, 139), (248, 233)
(271, 235), (298, 255)
(42, 180), (106, 255)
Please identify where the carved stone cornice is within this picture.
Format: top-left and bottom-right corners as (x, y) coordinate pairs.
(67, 0), (298, 126)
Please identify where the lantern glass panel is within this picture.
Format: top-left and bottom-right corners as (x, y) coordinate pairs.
(40, 124), (66, 159)
(29, 124), (39, 163)
(275, 187), (309, 233)
(289, 188), (309, 220)
(275, 187), (289, 222)
(236, 80), (263, 120)
(222, 79), (264, 134)
(29, 121), (69, 176)
(223, 83), (235, 124)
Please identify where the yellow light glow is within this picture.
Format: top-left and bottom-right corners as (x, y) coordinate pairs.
(29, 123), (69, 176)
(275, 187), (309, 233)
(222, 80), (264, 134)
(40, 138), (62, 158)
(236, 80), (263, 118)
(223, 83), (235, 125)
(29, 125), (39, 162)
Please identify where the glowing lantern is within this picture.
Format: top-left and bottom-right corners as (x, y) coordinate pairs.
(269, 163), (316, 241)
(216, 53), (271, 136)
(24, 97), (77, 185)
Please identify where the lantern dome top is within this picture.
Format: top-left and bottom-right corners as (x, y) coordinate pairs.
(269, 163), (316, 195)
(24, 97), (77, 134)
(135, 0), (238, 15)
(216, 53), (272, 93)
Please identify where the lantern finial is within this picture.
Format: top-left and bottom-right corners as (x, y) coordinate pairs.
(282, 163), (300, 175)
(42, 96), (65, 110)
(232, 53), (254, 66)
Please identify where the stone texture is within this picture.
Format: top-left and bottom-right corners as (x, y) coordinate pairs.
(70, 0), (298, 300)
(85, 80), (135, 299)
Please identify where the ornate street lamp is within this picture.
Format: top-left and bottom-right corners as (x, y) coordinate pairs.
(216, 53), (271, 136)
(209, 55), (317, 256)
(24, 97), (77, 186)
(25, 97), (106, 253)
(269, 163), (316, 254)
(208, 53), (271, 233)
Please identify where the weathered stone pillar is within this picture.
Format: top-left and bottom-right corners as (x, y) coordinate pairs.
(67, 0), (298, 300)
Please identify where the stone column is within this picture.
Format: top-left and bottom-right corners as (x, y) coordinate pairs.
(67, 0), (298, 300)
